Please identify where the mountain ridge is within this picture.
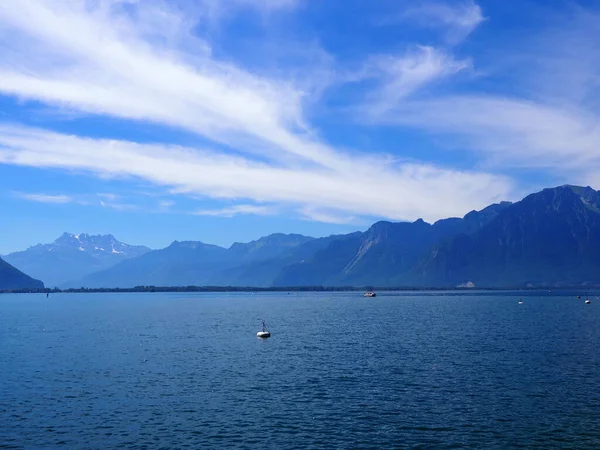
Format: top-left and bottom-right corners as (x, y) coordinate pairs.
(69, 233), (320, 288)
(4, 233), (151, 287)
(8, 185), (600, 289)
(408, 185), (600, 287)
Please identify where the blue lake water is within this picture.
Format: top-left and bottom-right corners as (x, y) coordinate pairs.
(1, 291), (600, 449)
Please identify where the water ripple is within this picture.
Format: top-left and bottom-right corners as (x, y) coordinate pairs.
(1, 292), (599, 448)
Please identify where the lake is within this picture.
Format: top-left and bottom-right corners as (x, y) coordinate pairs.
(1, 291), (599, 449)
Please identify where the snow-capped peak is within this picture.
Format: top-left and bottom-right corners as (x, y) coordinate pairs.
(48, 232), (149, 258)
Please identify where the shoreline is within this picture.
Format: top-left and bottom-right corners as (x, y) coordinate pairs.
(1, 286), (597, 294)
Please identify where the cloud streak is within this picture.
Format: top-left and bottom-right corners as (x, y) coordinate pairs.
(0, 124), (513, 223)
(367, 9), (600, 185)
(0, 1), (324, 164)
(400, 1), (485, 43)
(194, 204), (276, 218)
(364, 46), (470, 116)
(12, 192), (73, 204)
(0, 1), (517, 223)
(384, 96), (600, 174)
(299, 207), (358, 225)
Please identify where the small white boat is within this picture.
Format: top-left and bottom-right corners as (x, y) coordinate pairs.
(518, 300), (523, 305)
(364, 291), (376, 297)
(257, 320), (271, 338)
(585, 299), (591, 304)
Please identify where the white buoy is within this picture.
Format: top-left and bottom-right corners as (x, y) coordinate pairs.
(257, 320), (271, 338)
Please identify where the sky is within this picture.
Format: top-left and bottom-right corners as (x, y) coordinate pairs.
(1, 0), (600, 253)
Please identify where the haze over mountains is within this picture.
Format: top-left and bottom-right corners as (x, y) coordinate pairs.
(3, 233), (150, 287)
(4, 185), (600, 290)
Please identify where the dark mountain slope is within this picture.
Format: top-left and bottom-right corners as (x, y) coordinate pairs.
(0, 257), (44, 290)
(413, 186), (600, 287)
(274, 202), (511, 287)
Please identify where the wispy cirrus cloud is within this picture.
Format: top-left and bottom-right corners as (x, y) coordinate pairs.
(384, 96), (600, 173)
(97, 193), (119, 202)
(299, 207), (358, 225)
(368, 9), (600, 185)
(99, 200), (140, 212)
(0, 1), (516, 223)
(398, 0), (485, 44)
(193, 204), (276, 218)
(159, 200), (175, 209)
(0, 124), (513, 223)
(363, 46), (470, 116)
(203, 0), (301, 16)
(12, 192), (73, 204)
(12, 189), (177, 213)
(0, 1), (316, 164)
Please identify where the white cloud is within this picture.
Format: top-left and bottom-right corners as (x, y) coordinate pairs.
(0, 1), (515, 223)
(400, 1), (485, 43)
(365, 46), (470, 115)
(299, 207), (358, 225)
(380, 95), (600, 182)
(196, 0), (300, 20)
(97, 193), (119, 201)
(216, 0), (300, 14)
(368, 8), (600, 185)
(194, 204), (276, 218)
(0, 0), (327, 167)
(12, 192), (73, 204)
(100, 201), (139, 211)
(0, 125), (514, 223)
(159, 200), (175, 209)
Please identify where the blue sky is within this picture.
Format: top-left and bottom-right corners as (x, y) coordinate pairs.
(1, 0), (599, 253)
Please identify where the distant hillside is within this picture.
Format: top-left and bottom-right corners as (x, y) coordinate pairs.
(0, 257), (44, 290)
(4, 233), (150, 287)
(70, 233), (318, 288)
(11, 185), (600, 289)
(274, 202), (510, 287)
(207, 234), (347, 287)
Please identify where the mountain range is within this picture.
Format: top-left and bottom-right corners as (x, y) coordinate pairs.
(4, 185), (600, 290)
(3, 233), (150, 287)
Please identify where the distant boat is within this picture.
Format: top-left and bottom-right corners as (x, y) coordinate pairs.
(518, 299), (523, 305)
(364, 291), (376, 297)
(257, 321), (271, 338)
(585, 298), (591, 304)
